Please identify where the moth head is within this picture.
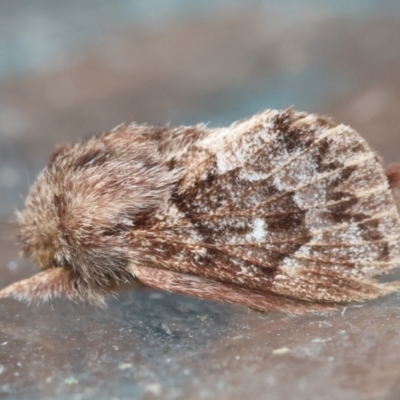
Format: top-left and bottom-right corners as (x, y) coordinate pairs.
(16, 186), (68, 271)
(1, 129), (181, 305)
(8, 168), (97, 304)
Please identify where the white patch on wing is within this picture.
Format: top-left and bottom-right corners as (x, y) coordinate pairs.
(247, 218), (266, 242)
(238, 169), (270, 182)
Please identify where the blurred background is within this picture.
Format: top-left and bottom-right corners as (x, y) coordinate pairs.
(1, 1), (400, 399)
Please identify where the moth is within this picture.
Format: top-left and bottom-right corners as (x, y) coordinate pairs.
(1, 109), (400, 313)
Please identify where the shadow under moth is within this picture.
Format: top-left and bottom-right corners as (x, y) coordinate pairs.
(1, 108), (400, 313)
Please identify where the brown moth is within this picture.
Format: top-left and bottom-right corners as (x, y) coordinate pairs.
(1, 109), (400, 313)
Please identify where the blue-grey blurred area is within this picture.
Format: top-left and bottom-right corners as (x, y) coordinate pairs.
(1, 0), (400, 73)
(2, 0), (400, 82)
(1, 2), (400, 400)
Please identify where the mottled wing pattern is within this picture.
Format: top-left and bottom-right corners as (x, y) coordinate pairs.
(130, 109), (400, 312)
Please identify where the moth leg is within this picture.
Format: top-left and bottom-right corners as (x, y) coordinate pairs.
(130, 265), (337, 314)
(0, 268), (75, 303)
(0, 268), (106, 305)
